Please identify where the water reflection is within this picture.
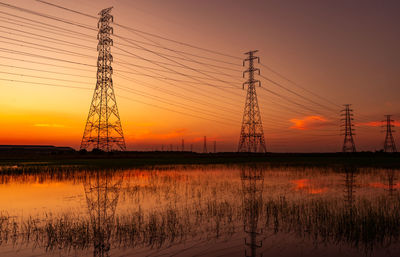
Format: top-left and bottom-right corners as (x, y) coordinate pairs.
(84, 171), (122, 257)
(386, 169), (396, 197)
(241, 166), (264, 257)
(0, 165), (399, 256)
(344, 166), (357, 215)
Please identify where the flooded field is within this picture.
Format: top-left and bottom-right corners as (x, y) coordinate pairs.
(0, 164), (399, 257)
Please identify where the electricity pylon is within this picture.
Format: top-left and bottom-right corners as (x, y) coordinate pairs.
(80, 7), (126, 152)
(203, 136), (207, 153)
(241, 166), (264, 257)
(341, 104), (356, 152)
(383, 115), (397, 153)
(238, 51), (267, 153)
(84, 170), (123, 257)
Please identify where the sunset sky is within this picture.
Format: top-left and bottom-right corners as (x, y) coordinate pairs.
(0, 0), (399, 152)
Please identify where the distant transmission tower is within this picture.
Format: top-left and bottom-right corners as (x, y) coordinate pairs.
(203, 136), (207, 153)
(341, 104), (356, 152)
(383, 115), (397, 153)
(238, 50), (267, 153)
(80, 7), (126, 152)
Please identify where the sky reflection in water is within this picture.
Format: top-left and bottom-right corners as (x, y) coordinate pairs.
(0, 164), (399, 257)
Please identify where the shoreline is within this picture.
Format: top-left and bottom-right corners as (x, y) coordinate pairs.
(0, 152), (399, 169)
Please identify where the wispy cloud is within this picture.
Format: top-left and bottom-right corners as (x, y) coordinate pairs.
(33, 124), (65, 128)
(289, 115), (329, 130)
(357, 121), (400, 127)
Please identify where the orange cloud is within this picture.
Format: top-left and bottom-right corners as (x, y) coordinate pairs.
(34, 124), (65, 128)
(357, 121), (400, 127)
(290, 116), (328, 130)
(291, 179), (328, 195)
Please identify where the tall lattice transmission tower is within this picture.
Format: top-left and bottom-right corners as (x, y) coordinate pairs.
(341, 104), (356, 152)
(80, 7), (126, 152)
(383, 115), (397, 153)
(238, 51), (267, 153)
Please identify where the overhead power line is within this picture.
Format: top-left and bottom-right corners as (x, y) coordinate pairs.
(35, 0), (243, 60)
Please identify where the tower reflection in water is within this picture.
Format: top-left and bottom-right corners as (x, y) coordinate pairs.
(241, 166), (265, 257)
(84, 171), (123, 257)
(386, 169), (396, 197)
(344, 166), (357, 216)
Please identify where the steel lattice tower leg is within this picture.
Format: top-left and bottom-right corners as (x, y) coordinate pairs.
(241, 166), (264, 257)
(341, 104), (356, 152)
(84, 171), (123, 257)
(80, 7), (126, 152)
(383, 115), (397, 153)
(238, 51), (267, 153)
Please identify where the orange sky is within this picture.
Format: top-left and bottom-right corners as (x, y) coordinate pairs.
(0, 0), (399, 152)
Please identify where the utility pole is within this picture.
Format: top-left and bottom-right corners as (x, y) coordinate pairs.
(238, 50), (267, 153)
(341, 104), (356, 152)
(80, 7), (126, 151)
(182, 139), (185, 152)
(203, 136), (207, 153)
(190, 144), (193, 152)
(383, 115), (397, 152)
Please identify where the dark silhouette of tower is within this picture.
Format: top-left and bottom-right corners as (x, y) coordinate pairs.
(182, 139), (185, 152)
(341, 104), (356, 152)
(241, 166), (264, 257)
(203, 136), (207, 153)
(84, 170), (123, 257)
(81, 7), (126, 152)
(383, 115), (397, 153)
(238, 51), (266, 153)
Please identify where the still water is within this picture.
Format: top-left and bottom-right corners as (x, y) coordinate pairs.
(0, 164), (399, 257)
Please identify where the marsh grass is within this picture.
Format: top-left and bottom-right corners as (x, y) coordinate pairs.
(0, 165), (399, 255)
(0, 194), (399, 255)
